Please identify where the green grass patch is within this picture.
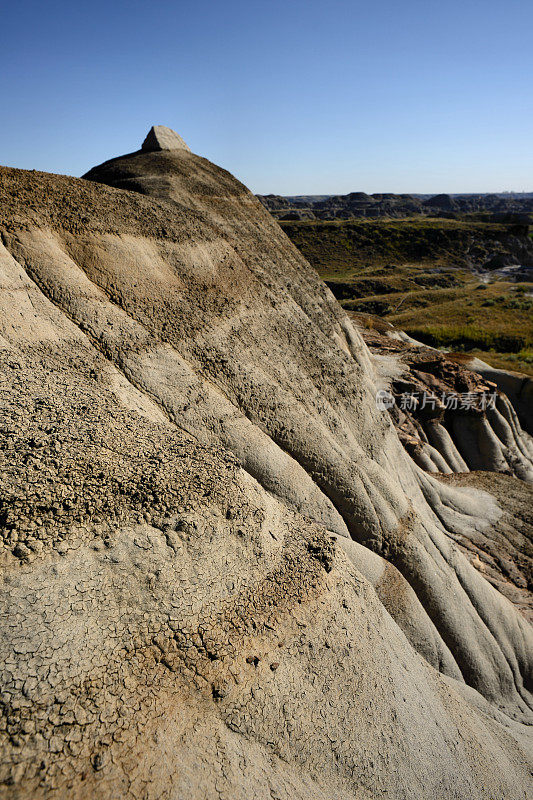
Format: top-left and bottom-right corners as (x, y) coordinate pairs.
(281, 216), (533, 374)
(404, 325), (529, 353)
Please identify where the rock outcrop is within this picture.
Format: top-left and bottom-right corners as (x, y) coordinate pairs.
(141, 124), (191, 153)
(0, 128), (531, 799)
(465, 355), (533, 435)
(356, 318), (533, 483)
(351, 316), (533, 617)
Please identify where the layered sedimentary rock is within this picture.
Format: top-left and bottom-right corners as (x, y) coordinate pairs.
(353, 317), (533, 616)
(356, 318), (533, 482)
(466, 355), (533, 435)
(0, 129), (531, 799)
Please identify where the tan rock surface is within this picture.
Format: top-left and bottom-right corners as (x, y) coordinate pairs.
(0, 129), (531, 798)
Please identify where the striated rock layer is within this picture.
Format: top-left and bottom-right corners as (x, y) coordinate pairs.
(350, 316), (533, 618)
(0, 129), (531, 798)
(356, 317), (533, 482)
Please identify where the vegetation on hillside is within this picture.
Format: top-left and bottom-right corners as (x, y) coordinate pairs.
(281, 218), (533, 376)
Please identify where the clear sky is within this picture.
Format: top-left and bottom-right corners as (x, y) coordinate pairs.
(1, 0), (531, 194)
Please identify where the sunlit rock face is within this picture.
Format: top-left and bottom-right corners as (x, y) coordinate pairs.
(141, 124), (191, 152)
(0, 129), (531, 799)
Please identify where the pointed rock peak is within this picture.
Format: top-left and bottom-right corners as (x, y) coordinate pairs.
(141, 125), (191, 153)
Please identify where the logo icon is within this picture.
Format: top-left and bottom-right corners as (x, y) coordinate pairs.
(375, 389), (395, 410)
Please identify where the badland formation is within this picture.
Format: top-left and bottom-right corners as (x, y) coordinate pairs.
(0, 126), (531, 799)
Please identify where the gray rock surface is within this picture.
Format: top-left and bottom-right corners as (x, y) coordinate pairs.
(141, 125), (191, 153)
(467, 355), (533, 435)
(357, 326), (533, 482)
(0, 129), (531, 798)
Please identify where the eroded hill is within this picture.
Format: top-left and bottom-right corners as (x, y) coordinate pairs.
(0, 128), (532, 799)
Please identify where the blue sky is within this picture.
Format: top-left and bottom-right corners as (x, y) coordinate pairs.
(1, 0), (531, 194)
